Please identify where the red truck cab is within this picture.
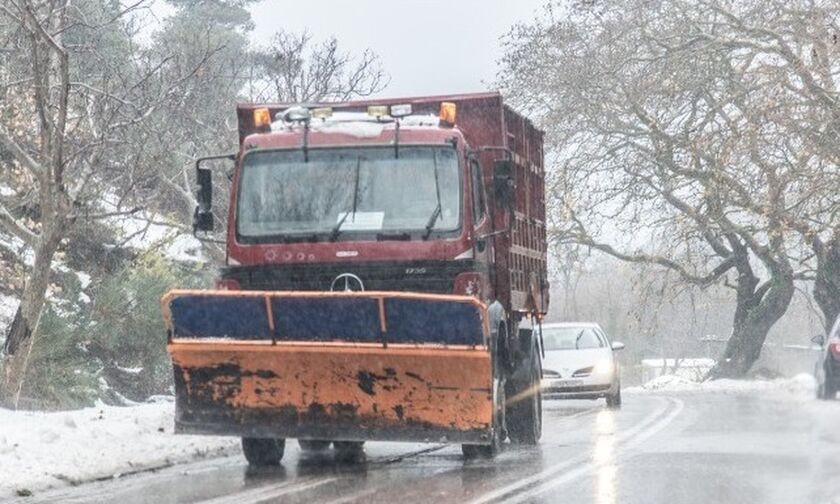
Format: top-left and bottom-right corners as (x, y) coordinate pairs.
(197, 92), (548, 318)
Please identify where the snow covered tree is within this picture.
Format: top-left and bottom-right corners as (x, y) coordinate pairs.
(0, 0), (220, 408)
(500, 0), (840, 377)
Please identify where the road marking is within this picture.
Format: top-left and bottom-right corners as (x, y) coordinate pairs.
(469, 397), (680, 504)
(504, 398), (685, 503)
(321, 487), (381, 504)
(194, 477), (339, 504)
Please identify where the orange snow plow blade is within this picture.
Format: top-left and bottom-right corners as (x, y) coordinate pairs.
(162, 290), (494, 444)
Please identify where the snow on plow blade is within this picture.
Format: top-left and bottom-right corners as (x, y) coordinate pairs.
(162, 290), (494, 444)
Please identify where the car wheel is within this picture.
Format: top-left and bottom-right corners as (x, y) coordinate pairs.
(818, 363), (837, 400)
(242, 437), (285, 466)
(298, 439), (331, 452)
(606, 384), (622, 409)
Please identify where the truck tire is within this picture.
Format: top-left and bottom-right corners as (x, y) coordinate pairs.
(242, 437), (285, 466)
(298, 439), (331, 452)
(333, 441), (365, 462)
(506, 347), (542, 445)
(507, 359), (542, 445)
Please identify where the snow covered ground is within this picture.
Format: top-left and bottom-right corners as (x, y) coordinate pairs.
(0, 398), (238, 497)
(628, 372), (817, 396)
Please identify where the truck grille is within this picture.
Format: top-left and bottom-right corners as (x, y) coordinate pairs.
(221, 260), (476, 294)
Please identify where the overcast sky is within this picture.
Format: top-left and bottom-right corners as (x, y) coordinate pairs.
(247, 0), (548, 98)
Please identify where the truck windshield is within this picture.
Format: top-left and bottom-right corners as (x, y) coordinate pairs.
(236, 146), (461, 241)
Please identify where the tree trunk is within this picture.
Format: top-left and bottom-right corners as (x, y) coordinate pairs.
(0, 227), (63, 409)
(709, 260), (794, 379)
(814, 232), (840, 334)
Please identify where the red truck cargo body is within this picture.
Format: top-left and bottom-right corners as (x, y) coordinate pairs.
(229, 92), (547, 314)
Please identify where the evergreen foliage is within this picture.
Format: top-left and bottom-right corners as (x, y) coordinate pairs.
(22, 254), (211, 409)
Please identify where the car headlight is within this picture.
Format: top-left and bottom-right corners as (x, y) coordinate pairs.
(594, 359), (613, 375)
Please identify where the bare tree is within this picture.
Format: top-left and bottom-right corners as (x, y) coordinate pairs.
(246, 30), (387, 103)
(0, 0), (216, 407)
(498, 0), (840, 377)
(682, 0), (840, 333)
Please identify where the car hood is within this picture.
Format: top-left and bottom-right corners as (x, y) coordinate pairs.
(542, 348), (613, 378)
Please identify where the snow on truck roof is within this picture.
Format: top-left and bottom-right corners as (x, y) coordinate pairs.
(270, 113), (444, 139)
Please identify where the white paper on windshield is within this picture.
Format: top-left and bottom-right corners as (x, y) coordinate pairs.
(336, 211), (384, 230)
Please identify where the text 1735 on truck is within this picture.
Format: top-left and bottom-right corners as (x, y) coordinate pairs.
(160, 92), (549, 463)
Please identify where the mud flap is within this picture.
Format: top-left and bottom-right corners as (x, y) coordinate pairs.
(162, 290), (495, 444)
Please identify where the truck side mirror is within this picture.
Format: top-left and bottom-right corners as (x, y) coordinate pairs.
(493, 159), (514, 209)
(811, 334), (826, 346)
(193, 154), (235, 234)
(194, 165), (213, 232)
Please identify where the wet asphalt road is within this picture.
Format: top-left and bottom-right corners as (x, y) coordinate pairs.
(10, 390), (840, 504)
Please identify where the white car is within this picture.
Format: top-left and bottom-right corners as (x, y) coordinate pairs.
(539, 322), (624, 407)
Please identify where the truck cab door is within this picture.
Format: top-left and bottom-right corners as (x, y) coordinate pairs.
(469, 156), (494, 298)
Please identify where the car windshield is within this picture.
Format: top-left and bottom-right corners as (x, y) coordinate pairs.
(542, 327), (604, 351)
(236, 146), (461, 240)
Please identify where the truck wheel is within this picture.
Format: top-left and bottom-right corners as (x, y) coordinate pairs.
(334, 441), (365, 462)
(298, 439), (331, 452)
(506, 350), (542, 445)
(242, 437), (285, 466)
(606, 384), (622, 409)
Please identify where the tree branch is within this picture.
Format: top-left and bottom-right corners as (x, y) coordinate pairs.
(0, 201), (37, 246)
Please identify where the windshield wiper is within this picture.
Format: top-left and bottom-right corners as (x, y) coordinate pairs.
(422, 151), (442, 240)
(574, 330), (585, 350)
(330, 157), (362, 241)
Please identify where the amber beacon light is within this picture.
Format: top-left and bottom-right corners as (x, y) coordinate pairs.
(253, 107), (271, 129)
(439, 102), (457, 125)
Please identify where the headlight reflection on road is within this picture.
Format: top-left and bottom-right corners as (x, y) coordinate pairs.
(593, 409), (617, 504)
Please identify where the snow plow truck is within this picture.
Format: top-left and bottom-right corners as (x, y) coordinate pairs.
(161, 92), (549, 463)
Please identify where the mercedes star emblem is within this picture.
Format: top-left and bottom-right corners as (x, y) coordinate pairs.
(330, 273), (365, 292)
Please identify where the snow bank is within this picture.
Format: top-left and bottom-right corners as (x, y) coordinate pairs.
(0, 399), (238, 497)
(629, 372), (817, 396)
